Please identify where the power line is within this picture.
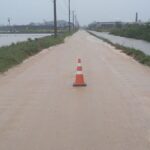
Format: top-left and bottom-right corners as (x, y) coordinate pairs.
(59, 0), (68, 13)
(64, 0), (68, 7)
(57, 0), (68, 18)
(51, 0), (75, 34)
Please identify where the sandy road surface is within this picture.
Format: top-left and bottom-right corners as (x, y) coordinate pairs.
(0, 31), (150, 150)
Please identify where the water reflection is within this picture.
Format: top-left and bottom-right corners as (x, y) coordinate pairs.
(0, 34), (51, 47)
(91, 31), (150, 55)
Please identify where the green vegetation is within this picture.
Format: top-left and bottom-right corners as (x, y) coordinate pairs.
(0, 32), (73, 73)
(110, 24), (150, 42)
(115, 45), (150, 66)
(88, 31), (150, 67)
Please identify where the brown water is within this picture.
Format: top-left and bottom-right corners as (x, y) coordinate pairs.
(91, 31), (150, 55)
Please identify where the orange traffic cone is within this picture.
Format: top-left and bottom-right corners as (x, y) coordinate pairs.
(73, 58), (87, 87)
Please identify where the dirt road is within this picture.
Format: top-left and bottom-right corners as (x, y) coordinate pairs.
(0, 31), (150, 150)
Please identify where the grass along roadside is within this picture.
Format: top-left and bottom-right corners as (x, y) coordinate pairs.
(0, 32), (74, 73)
(88, 31), (150, 67)
(110, 24), (150, 42)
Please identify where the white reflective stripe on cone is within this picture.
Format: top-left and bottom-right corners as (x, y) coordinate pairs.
(76, 71), (83, 75)
(77, 63), (82, 67)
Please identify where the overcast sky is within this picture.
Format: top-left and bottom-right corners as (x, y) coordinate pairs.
(0, 0), (150, 25)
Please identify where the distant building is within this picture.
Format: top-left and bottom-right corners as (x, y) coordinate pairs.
(88, 21), (124, 30)
(0, 20), (71, 33)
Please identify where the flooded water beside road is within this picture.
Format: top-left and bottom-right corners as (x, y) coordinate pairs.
(90, 31), (150, 55)
(0, 33), (51, 47)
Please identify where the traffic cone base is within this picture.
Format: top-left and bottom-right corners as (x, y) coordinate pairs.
(73, 83), (87, 87)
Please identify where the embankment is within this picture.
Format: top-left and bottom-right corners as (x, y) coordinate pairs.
(88, 31), (150, 67)
(110, 24), (150, 42)
(0, 32), (73, 73)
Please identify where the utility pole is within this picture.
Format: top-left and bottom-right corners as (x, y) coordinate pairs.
(72, 11), (75, 31)
(53, 0), (57, 37)
(75, 15), (79, 30)
(74, 15), (76, 30)
(8, 18), (11, 26)
(68, 0), (71, 32)
(8, 18), (11, 32)
(135, 12), (138, 23)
